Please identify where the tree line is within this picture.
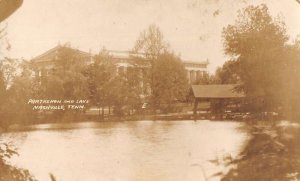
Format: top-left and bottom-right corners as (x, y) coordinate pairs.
(1, 3), (300, 128)
(0, 25), (189, 127)
(196, 4), (300, 119)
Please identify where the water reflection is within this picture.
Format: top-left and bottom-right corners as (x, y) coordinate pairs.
(1, 120), (247, 181)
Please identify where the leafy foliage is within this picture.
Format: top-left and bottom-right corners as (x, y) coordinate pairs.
(152, 53), (189, 110)
(41, 46), (89, 100)
(214, 60), (240, 84)
(0, 142), (36, 181)
(222, 122), (300, 181)
(222, 4), (300, 113)
(133, 24), (169, 60)
(87, 49), (144, 116)
(133, 24), (189, 111)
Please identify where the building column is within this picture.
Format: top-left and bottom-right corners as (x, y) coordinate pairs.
(191, 71), (197, 83)
(186, 70), (190, 83)
(196, 70), (202, 81)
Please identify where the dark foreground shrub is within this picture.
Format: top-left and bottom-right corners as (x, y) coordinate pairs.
(0, 142), (36, 181)
(222, 122), (300, 181)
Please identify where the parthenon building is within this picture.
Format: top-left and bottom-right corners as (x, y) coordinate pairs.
(31, 45), (208, 83)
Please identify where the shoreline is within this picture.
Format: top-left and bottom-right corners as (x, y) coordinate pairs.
(0, 112), (281, 133)
(2, 118), (246, 133)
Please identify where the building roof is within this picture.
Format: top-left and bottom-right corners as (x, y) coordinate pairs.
(183, 60), (209, 66)
(192, 84), (245, 99)
(31, 45), (91, 63)
(31, 45), (208, 66)
(107, 50), (145, 60)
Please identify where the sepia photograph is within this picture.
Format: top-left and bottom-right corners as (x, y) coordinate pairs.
(1, 0), (300, 180)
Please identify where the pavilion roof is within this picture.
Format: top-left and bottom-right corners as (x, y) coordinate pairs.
(192, 84), (245, 99)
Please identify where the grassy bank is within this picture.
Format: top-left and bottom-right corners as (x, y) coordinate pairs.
(221, 120), (300, 181)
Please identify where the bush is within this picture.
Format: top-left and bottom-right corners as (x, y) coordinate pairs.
(0, 142), (36, 181)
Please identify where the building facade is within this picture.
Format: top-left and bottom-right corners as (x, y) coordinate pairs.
(31, 45), (208, 83)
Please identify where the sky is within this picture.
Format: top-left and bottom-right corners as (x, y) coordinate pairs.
(1, 0), (300, 72)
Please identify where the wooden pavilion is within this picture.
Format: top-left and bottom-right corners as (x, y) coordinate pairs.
(191, 84), (245, 114)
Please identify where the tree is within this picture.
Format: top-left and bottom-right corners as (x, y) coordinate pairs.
(152, 53), (189, 112)
(88, 49), (144, 117)
(33, 45), (90, 121)
(133, 25), (189, 112)
(214, 60), (240, 84)
(278, 40), (300, 118)
(0, 58), (21, 127)
(133, 25), (169, 108)
(133, 24), (169, 60)
(0, 61), (37, 180)
(122, 63), (144, 115)
(5, 61), (38, 124)
(87, 49), (117, 117)
(0, 5), (38, 179)
(0, 58), (18, 88)
(39, 45), (89, 100)
(222, 4), (289, 111)
(0, 142), (36, 181)
(194, 72), (216, 85)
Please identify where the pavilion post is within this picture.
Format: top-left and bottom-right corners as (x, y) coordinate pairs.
(193, 98), (199, 115)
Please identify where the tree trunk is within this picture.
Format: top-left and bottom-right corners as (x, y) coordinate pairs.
(102, 107), (104, 119)
(98, 106), (101, 120)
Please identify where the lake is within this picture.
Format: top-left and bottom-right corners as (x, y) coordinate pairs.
(1, 120), (247, 181)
